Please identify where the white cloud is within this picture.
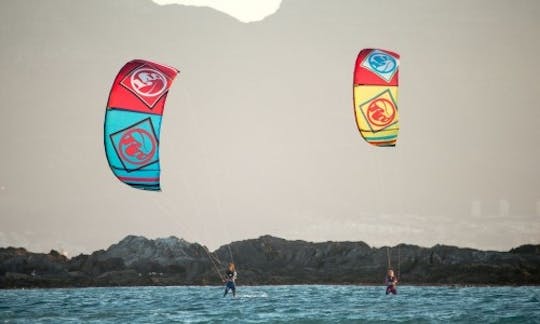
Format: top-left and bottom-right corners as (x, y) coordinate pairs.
(151, 0), (282, 23)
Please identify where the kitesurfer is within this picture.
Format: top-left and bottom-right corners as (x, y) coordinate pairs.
(223, 262), (237, 297)
(385, 269), (398, 295)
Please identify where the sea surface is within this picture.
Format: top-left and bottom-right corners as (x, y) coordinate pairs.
(1, 285), (539, 323)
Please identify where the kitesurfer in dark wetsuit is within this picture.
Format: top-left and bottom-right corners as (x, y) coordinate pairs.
(223, 262), (237, 297)
(385, 269), (398, 295)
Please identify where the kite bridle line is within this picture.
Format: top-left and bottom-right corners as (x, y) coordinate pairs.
(147, 80), (231, 282)
(180, 84), (236, 273)
(203, 245), (226, 282)
(398, 245), (401, 281)
(395, 138), (404, 284)
(374, 135), (404, 284)
(385, 245), (401, 282)
(150, 194), (225, 281)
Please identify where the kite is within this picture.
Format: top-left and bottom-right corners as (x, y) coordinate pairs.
(353, 49), (400, 147)
(104, 59), (179, 191)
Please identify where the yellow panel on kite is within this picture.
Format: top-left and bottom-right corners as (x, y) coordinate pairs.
(353, 85), (399, 146)
(353, 49), (400, 147)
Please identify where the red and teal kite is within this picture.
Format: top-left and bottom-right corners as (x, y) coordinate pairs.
(104, 59), (179, 191)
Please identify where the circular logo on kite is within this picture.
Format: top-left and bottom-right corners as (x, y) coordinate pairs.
(368, 52), (397, 74)
(117, 128), (157, 165)
(367, 98), (396, 127)
(130, 68), (168, 97)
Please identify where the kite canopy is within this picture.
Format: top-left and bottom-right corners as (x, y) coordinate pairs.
(353, 49), (400, 147)
(104, 59), (179, 191)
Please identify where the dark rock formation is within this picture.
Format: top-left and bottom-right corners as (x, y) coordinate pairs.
(1, 235), (539, 288)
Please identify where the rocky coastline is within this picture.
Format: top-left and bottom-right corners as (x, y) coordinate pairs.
(1, 235), (539, 288)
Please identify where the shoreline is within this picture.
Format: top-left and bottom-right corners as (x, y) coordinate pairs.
(3, 283), (540, 290)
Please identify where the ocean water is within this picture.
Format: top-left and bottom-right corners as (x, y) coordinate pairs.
(1, 285), (539, 323)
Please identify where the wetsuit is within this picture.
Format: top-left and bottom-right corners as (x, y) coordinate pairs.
(223, 270), (237, 297)
(385, 275), (397, 295)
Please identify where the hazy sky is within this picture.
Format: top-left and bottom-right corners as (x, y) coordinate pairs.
(0, 0), (539, 255)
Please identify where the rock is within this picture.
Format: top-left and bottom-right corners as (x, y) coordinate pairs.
(96, 269), (145, 286)
(510, 244), (540, 255)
